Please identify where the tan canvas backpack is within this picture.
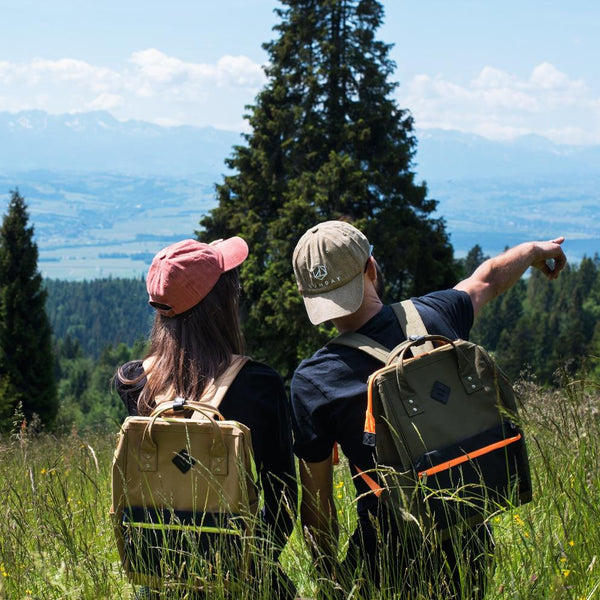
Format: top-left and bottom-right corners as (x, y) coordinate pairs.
(110, 355), (259, 590)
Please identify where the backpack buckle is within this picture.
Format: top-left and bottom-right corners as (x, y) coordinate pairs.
(172, 397), (186, 412)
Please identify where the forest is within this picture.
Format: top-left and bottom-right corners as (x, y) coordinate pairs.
(40, 247), (600, 432)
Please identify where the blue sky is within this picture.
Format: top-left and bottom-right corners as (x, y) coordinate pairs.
(1, 0), (599, 144)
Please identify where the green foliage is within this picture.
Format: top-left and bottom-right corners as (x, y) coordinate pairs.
(45, 277), (152, 359)
(459, 244), (490, 278)
(0, 190), (57, 430)
(53, 337), (145, 432)
(198, 0), (457, 380)
(472, 256), (600, 385)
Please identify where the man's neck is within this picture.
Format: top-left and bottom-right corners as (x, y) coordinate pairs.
(332, 296), (383, 333)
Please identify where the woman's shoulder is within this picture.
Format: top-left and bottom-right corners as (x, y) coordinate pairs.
(116, 359), (145, 384)
(115, 359), (145, 416)
(236, 358), (283, 386)
(239, 358), (282, 378)
(227, 358), (286, 399)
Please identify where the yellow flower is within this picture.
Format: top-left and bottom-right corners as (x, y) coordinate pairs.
(41, 468), (46, 475)
(334, 481), (344, 489)
(513, 514), (525, 527)
(562, 569), (571, 578)
(568, 540), (575, 547)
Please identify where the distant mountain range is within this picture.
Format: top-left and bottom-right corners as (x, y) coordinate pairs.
(416, 129), (600, 180)
(0, 110), (241, 177)
(2, 109), (599, 181)
(0, 110), (598, 280)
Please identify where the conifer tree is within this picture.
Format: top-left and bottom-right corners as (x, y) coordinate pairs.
(199, 0), (457, 378)
(0, 190), (57, 429)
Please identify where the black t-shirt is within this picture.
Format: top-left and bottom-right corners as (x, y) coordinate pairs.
(290, 289), (474, 519)
(116, 359), (297, 552)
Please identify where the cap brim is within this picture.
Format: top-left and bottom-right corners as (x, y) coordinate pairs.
(302, 272), (365, 325)
(214, 236), (249, 271)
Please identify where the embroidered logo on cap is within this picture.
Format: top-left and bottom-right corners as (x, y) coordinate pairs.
(311, 265), (328, 280)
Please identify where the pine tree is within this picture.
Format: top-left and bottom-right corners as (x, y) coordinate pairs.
(199, 0), (457, 378)
(0, 190), (57, 429)
(461, 244), (489, 277)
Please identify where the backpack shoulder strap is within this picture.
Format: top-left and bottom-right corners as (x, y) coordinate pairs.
(192, 355), (250, 415)
(392, 300), (435, 356)
(329, 300), (435, 361)
(328, 332), (390, 364)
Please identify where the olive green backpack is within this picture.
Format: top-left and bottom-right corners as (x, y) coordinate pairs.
(330, 300), (532, 539)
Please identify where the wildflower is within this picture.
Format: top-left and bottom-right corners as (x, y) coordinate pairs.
(569, 540), (575, 547)
(334, 481), (344, 489)
(41, 468), (47, 475)
(513, 513), (525, 527)
(562, 569), (571, 577)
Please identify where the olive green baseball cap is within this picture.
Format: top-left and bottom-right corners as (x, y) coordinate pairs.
(293, 221), (371, 325)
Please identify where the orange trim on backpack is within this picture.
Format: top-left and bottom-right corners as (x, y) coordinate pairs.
(363, 372), (380, 436)
(355, 466), (384, 498)
(364, 367), (389, 434)
(332, 442), (339, 466)
(417, 433), (523, 479)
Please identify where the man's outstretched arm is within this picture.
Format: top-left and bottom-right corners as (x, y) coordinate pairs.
(455, 237), (567, 318)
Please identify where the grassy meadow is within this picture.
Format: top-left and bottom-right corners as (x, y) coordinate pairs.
(1, 372), (599, 600)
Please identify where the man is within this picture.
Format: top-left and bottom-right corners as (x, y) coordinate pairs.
(290, 220), (566, 599)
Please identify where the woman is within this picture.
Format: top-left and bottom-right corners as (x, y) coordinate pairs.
(115, 237), (298, 599)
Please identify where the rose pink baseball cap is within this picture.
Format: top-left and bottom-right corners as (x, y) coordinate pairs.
(146, 237), (249, 317)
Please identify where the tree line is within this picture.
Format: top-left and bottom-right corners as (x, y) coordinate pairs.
(469, 248), (600, 384)
(45, 277), (152, 359)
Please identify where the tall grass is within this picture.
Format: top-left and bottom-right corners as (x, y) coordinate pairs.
(1, 372), (599, 599)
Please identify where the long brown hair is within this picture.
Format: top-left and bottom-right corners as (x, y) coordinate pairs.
(119, 269), (245, 415)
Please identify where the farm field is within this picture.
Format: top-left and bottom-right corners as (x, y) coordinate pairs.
(0, 170), (598, 281)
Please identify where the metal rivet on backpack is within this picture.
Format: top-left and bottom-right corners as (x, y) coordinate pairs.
(471, 384), (477, 389)
(408, 399), (414, 404)
(145, 463), (151, 469)
(467, 376), (473, 381)
(412, 407), (418, 412)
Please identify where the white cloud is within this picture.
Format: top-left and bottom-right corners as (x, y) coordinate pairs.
(130, 49), (189, 85)
(87, 93), (123, 111)
(529, 62), (574, 90)
(0, 51), (597, 144)
(401, 62), (599, 144)
(128, 49), (264, 92)
(0, 49), (266, 130)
